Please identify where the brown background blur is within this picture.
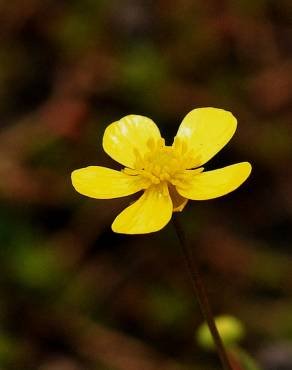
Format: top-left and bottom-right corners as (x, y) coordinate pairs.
(0, 1), (292, 369)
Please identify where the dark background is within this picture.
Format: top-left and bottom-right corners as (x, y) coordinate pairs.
(0, 1), (292, 369)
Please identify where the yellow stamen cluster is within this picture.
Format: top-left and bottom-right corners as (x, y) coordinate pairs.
(123, 137), (203, 189)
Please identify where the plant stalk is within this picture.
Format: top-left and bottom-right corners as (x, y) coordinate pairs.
(173, 214), (233, 370)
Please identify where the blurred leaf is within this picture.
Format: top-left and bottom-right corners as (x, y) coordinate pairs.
(9, 244), (64, 290)
(146, 285), (191, 328)
(119, 43), (168, 107)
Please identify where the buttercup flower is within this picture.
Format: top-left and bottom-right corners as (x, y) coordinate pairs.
(71, 108), (251, 234)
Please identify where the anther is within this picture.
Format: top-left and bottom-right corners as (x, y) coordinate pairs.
(153, 164), (161, 175)
(151, 176), (160, 184)
(161, 172), (170, 181)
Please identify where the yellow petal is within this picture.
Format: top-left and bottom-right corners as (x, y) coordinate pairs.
(112, 184), (173, 234)
(103, 115), (161, 168)
(174, 107), (237, 167)
(176, 162), (252, 200)
(71, 166), (145, 199)
(168, 184), (188, 212)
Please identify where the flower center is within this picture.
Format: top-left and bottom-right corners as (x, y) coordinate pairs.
(123, 137), (203, 187)
(143, 145), (183, 184)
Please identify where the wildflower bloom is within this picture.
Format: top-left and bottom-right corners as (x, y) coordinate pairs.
(71, 108), (251, 234)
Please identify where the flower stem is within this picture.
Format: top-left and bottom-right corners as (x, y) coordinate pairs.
(173, 214), (234, 370)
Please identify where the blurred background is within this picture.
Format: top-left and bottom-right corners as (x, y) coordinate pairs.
(0, 1), (292, 369)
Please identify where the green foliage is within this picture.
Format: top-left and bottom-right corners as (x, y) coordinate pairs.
(9, 244), (63, 290)
(146, 285), (191, 328)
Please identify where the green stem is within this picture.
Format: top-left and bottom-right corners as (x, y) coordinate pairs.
(173, 214), (234, 370)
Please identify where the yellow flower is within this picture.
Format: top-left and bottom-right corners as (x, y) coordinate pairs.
(71, 108), (251, 234)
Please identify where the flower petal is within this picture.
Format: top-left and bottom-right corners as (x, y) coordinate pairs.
(71, 166), (145, 199)
(103, 115), (161, 168)
(175, 107), (237, 167)
(112, 184), (173, 234)
(168, 184), (188, 212)
(176, 162), (252, 200)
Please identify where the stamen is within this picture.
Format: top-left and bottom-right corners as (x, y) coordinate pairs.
(160, 172), (170, 181)
(170, 179), (186, 187)
(152, 177), (160, 184)
(128, 137), (203, 190)
(153, 164), (161, 175)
